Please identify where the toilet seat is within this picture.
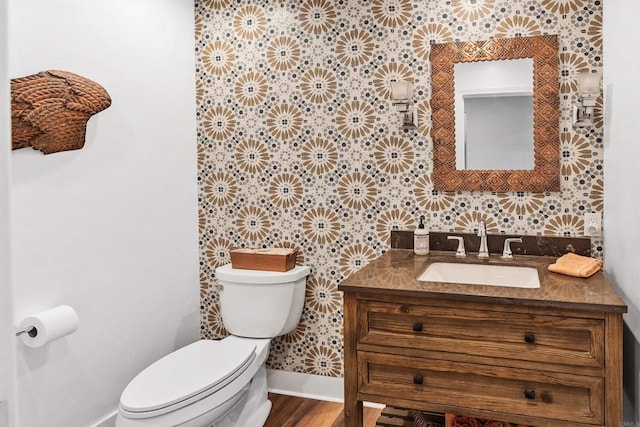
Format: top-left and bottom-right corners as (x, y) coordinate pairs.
(119, 339), (257, 419)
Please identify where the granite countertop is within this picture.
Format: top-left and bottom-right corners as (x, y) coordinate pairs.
(338, 249), (627, 313)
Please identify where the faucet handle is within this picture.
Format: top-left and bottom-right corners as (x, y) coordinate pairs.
(477, 220), (486, 237)
(501, 237), (523, 260)
(447, 236), (466, 257)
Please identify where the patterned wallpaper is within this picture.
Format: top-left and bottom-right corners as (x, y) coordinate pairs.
(195, 0), (604, 376)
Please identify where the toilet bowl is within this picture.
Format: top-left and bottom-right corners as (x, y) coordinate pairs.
(116, 265), (310, 427)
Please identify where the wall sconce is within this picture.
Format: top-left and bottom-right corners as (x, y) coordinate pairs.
(390, 80), (416, 130)
(573, 71), (602, 129)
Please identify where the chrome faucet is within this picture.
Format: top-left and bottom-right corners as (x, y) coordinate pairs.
(501, 237), (523, 260)
(477, 220), (489, 258)
(447, 235), (466, 257)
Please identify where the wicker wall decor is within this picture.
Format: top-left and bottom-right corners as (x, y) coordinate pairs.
(11, 70), (111, 154)
(430, 35), (560, 192)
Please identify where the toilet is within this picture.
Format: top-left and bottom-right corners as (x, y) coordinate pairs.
(116, 264), (310, 427)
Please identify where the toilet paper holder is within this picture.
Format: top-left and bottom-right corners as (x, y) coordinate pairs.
(15, 305), (79, 347)
(15, 326), (38, 337)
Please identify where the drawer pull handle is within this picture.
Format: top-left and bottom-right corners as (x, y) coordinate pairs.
(413, 374), (424, 385)
(412, 323), (423, 332)
(524, 389), (536, 400)
(524, 332), (536, 343)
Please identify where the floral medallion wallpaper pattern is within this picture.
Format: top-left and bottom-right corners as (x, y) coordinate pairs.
(195, 0), (604, 376)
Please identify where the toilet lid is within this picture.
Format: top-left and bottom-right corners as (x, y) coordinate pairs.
(120, 339), (256, 414)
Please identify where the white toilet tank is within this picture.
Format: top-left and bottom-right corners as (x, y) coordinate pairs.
(215, 264), (310, 338)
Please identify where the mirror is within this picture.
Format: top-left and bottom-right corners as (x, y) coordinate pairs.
(454, 59), (534, 170)
(430, 35), (560, 192)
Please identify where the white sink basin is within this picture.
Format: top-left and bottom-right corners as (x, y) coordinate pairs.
(418, 262), (540, 288)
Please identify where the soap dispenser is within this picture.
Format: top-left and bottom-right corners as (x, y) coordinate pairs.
(414, 215), (429, 255)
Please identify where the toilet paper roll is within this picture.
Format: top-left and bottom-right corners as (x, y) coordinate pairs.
(19, 305), (79, 348)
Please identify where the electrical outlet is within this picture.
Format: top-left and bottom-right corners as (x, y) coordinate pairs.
(584, 212), (602, 237)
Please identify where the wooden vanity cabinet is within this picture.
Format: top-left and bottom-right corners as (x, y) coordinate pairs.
(342, 292), (624, 427)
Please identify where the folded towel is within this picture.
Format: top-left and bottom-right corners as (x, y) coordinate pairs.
(548, 252), (602, 278)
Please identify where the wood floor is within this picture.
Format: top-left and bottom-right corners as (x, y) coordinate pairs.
(264, 393), (382, 427)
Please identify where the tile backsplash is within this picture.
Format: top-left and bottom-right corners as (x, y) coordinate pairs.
(196, 0), (603, 376)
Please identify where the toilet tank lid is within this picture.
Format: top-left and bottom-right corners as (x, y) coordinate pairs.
(215, 264), (310, 284)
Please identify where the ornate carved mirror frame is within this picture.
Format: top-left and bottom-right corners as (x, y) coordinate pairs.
(430, 35), (560, 192)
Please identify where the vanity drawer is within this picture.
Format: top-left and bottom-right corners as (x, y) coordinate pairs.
(357, 300), (604, 373)
(358, 352), (604, 425)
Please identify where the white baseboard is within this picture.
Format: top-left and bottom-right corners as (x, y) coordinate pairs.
(266, 369), (384, 409)
(93, 411), (117, 427)
(266, 369), (344, 402)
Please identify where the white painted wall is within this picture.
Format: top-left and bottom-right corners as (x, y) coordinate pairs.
(603, 0), (640, 421)
(8, 1), (199, 426)
(0, 1), (17, 426)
